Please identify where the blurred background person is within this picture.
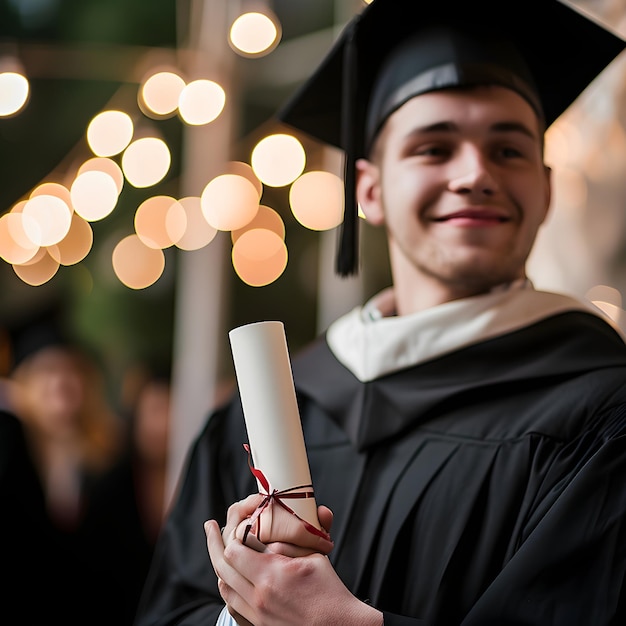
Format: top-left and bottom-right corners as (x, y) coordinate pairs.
(6, 305), (124, 625)
(8, 310), (123, 533)
(1, 323), (73, 624)
(79, 360), (173, 626)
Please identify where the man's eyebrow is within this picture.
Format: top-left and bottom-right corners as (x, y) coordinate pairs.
(490, 121), (537, 140)
(403, 120), (537, 140)
(408, 121), (456, 135)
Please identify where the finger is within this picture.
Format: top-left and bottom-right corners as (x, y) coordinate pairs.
(256, 505), (334, 554)
(223, 494), (264, 538)
(245, 504), (333, 554)
(226, 494), (263, 523)
(317, 505), (334, 533)
(264, 541), (323, 557)
(234, 519), (268, 552)
(205, 521), (258, 624)
(205, 521), (254, 593)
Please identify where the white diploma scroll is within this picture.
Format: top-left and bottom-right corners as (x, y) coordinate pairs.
(228, 320), (321, 538)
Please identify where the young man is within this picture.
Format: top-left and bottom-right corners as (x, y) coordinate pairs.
(135, 1), (626, 624)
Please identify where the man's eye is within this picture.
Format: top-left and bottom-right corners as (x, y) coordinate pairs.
(415, 145), (449, 157)
(498, 146), (523, 158)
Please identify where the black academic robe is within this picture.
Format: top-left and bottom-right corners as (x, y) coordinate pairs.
(135, 311), (626, 626)
(0, 409), (65, 624)
(78, 450), (159, 626)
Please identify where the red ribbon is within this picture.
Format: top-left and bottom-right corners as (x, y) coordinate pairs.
(242, 443), (331, 544)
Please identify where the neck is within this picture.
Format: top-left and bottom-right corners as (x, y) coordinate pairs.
(391, 263), (526, 317)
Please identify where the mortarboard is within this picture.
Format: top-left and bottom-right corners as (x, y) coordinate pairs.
(276, 0), (626, 276)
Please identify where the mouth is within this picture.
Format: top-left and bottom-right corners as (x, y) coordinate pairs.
(431, 209), (511, 225)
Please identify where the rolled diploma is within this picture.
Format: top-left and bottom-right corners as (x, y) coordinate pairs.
(228, 320), (321, 535)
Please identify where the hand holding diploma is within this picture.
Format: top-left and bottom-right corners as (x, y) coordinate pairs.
(228, 320), (330, 549)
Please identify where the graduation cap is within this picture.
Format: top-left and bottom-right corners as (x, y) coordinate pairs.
(276, 0), (626, 276)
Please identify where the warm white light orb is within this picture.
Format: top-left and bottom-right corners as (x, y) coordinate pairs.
(289, 171), (344, 230)
(31, 182), (73, 208)
(175, 196), (218, 251)
(0, 212), (39, 264)
(251, 134), (306, 187)
(232, 229), (288, 286)
(134, 195), (187, 249)
(0, 72), (29, 116)
(87, 110), (134, 157)
(224, 161), (263, 197)
(140, 71), (186, 117)
(70, 170), (119, 221)
(200, 174), (260, 231)
(13, 249), (60, 286)
(178, 79), (226, 126)
(22, 194), (72, 246)
(121, 137), (171, 188)
(78, 157), (125, 194)
(112, 234), (165, 289)
(231, 204), (285, 243)
(229, 12), (281, 57)
(47, 213), (93, 266)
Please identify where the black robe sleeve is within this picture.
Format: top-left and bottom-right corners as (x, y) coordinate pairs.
(459, 405), (626, 626)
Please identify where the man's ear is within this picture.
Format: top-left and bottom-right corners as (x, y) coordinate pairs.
(355, 158), (384, 225)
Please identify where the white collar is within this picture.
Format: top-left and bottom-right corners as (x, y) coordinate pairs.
(327, 281), (606, 382)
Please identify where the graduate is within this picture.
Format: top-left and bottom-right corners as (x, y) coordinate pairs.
(135, 1), (626, 624)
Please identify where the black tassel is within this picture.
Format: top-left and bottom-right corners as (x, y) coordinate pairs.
(336, 18), (360, 277)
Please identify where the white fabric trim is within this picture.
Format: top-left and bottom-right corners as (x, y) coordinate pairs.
(327, 282), (613, 383)
(216, 606), (237, 626)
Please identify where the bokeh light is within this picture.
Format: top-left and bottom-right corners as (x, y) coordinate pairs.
(175, 196), (218, 251)
(13, 249), (60, 286)
(231, 204), (285, 243)
(0, 72), (29, 116)
(46, 213), (93, 266)
(251, 134), (306, 187)
(78, 157), (125, 194)
(112, 234), (165, 289)
(140, 70), (186, 118)
(224, 161), (263, 197)
(200, 174), (260, 231)
(31, 182), (73, 208)
(178, 79), (226, 126)
(229, 12), (281, 57)
(70, 170), (119, 221)
(289, 171), (344, 230)
(121, 137), (171, 188)
(22, 194), (72, 245)
(87, 110), (134, 157)
(0, 211), (39, 264)
(134, 195), (187, 249)
(232, 229), (288, 286)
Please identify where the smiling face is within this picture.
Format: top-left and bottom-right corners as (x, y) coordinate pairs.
(356, 85), (552, 313)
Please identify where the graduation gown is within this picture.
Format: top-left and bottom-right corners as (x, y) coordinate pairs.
(0, 409), (66, 624)
(135, 303), (626, 626)
(79, 450), (159, 626)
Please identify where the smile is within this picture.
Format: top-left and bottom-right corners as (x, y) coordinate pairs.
(432, 210), (510, 225)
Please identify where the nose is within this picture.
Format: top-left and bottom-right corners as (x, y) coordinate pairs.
(448, 147), (498, 196)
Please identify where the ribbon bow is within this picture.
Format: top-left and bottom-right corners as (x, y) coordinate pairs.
(242, 443), (331, 544)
